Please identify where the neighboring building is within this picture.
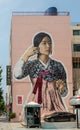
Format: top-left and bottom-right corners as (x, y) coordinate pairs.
(71, 24), (80, 95)
(9, 8), (73, 121)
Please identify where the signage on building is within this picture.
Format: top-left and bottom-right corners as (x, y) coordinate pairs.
(6, 65), (11, 85)
(17, 96), (23, 105)
(6, 105), (11, 109)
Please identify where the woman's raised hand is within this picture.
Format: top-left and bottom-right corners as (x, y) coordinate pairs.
(22, 46), (39, 62)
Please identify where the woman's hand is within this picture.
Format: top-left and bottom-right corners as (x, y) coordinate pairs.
(56, 79), (65, 94)
(22, 46), (39, 62)
(31, 94), (36, 102)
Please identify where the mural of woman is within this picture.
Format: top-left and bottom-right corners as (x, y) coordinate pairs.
(14, 32), (68, 117)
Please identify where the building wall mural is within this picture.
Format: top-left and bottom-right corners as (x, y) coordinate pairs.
(11, 15), (72, 121)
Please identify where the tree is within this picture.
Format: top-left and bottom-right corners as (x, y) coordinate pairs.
(0, 88), (5, 113)
(0, 66), (5, 113)
(0, 66), (2, 85)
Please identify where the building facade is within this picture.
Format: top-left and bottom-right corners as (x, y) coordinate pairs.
(9, 10), (73, 121)
(72, 24), (80, 95)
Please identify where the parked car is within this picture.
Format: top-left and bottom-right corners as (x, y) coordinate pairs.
(69, 95), (80, 106)
(44, 112), (76, 122)
(69, 89), (80, 106)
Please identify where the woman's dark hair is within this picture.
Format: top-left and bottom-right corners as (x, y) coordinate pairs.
(33, 32), (52, 47)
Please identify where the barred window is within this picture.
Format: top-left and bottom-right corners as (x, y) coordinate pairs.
(73, 57), (80, 68)
(73, 44), (80, 52)
(73, 30), (80, 35)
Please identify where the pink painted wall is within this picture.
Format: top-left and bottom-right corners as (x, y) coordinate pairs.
(11, 15), (73, 121)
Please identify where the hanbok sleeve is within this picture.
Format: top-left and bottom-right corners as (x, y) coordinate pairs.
(57, 62), (68, 97)
(14, 59), (31, 79)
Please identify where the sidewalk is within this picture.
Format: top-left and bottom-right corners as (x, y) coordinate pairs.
(10, 121), (80, 130)
(0, 121), (79, 130)
(0, 122), (24, 130)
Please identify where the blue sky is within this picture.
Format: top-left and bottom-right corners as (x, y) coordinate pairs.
(0, 0), (80, 99)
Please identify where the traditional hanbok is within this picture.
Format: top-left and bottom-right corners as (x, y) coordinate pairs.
(14, 58), (68, 116)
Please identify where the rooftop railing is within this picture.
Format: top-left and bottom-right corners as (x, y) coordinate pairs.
(12, 11), (70, 16)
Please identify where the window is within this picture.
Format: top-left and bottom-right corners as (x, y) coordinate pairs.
(73, 44), (80, 52)
(73, 30), (80, 35)
(73, 57), (80, 68)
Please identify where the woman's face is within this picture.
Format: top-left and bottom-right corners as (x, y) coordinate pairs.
(39, 36), (52, 56)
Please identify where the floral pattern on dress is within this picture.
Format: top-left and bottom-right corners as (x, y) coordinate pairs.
(22, 58), (67, 97)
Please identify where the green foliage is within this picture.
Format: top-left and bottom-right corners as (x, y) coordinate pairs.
(0, 66), (2, 85)
(0, 66), (5, 113)
(0, 88), (5, 112)
(9, 112), (16, 119)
